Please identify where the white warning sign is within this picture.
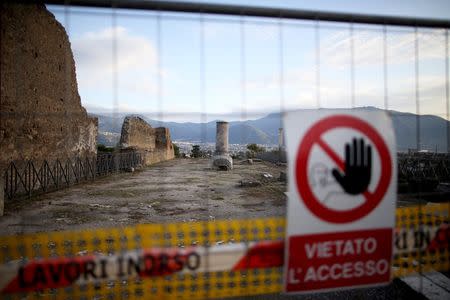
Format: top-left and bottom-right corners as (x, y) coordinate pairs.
(283, 109), (397, 294)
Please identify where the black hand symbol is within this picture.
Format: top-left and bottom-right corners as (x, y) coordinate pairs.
(332, 138), (372, 195)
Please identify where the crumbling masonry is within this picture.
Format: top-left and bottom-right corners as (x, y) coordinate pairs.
(0, 3), (98, 171)
(119, 116), (174, 166)
(0, 3), (98, 214)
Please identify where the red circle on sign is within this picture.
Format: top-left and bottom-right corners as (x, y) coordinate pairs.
(295, 115), (392, 224)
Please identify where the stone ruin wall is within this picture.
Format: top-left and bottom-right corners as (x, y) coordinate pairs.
(119, 116), (174, 165)
(0, 3), (98, 171)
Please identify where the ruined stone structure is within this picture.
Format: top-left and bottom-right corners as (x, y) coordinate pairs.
(278, 128), (285, 151)
(0, 3), (98, 172)
(212, 121), (233, 170)
(119, 116), (174, 165)
(216, 121), (229, 155)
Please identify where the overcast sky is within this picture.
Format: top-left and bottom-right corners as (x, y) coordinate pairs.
(47, 1), (450, 122)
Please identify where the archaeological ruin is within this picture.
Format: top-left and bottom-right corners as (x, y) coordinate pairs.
(212, 121), (233, 170)
(119, 116), (175, 165)
(0, 3), (98, 170)
(0, 3), (99, 214)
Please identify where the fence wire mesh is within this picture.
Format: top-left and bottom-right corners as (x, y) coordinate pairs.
(4, 151), (145, 200)
(1, 1), (450, 299)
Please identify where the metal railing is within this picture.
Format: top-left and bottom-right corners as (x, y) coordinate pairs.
(45, 0), (450, 28)
(398, 152), (450, 181)
(3, 151), (144, 200)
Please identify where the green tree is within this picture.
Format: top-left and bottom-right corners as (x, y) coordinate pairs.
(173, 143), (180, 158)
(97, 144), (114, 152)
(247, 143), (265, 153)
(191, 145), (201, 158)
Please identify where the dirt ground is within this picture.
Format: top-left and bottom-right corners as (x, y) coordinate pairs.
(1, 157), (447, 236)
(0, 158), (287, 235)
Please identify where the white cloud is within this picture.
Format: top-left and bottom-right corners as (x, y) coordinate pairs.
(234, 28), (449, 117)
(320, 29), (447, 68)
(235, 68), (449, 117)
(72, 24), (448, 121)
(72, 26), (161, 100)
(73, 26), (157, 73)
(84, 103), (136, 114)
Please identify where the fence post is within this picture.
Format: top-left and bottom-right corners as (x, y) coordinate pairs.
(115, 152), (120, 172)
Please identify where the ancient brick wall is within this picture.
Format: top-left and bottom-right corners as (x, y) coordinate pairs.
(119, 116), (174, 165)
(0, 3), (98, 171)
(119, 116), (155, 150)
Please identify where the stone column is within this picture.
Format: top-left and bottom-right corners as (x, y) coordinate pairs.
(278, 128), (284, 151)
(212, 121), (233, 170)
(215, 121), (229, 155)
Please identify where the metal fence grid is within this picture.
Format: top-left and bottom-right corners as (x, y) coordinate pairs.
(4, 152), (144, 200)
(1, 1), (450, 299)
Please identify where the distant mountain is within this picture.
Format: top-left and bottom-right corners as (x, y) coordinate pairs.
(244, 113), (283, 141)
(90, 113), (124, 134)
(97, 132), (120, 147)
(390, 111), (448, 152)
(229, 124), (273, 144)
(90, 107), (450, 152)
(92, 114), (278, 146)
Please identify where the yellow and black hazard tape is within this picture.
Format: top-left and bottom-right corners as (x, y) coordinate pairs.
(0, 203), (448, 299)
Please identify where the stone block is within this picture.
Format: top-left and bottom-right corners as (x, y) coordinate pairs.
(212, 155), (233, 171)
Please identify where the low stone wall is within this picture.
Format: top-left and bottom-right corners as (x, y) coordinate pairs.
(119, 116), (174, 165)
(255, 150), (287, 163)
